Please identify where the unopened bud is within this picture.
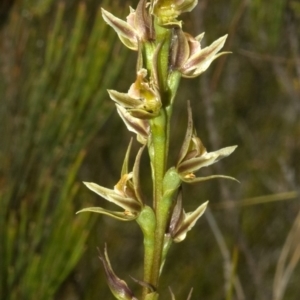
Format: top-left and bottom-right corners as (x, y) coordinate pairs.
(99, 245), (138, 300)
(169, 190), (208, 243)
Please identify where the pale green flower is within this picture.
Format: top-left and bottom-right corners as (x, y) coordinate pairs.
(171, 29), (229, 78)
(108, 69), (161, 119)
(77, 141), (145, 221)
(176, 101), (237, 183)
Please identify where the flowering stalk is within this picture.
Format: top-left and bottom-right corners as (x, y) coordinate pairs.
(76, 1), (237, 299)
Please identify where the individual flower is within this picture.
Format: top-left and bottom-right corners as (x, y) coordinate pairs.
(116, 104), (150, 144)
(102, 0), (153, 51)
(176, 101), (238, 183)
(169, 189), (208, 242)
(99, 244), (138, 300)
(171, 29), (229, 78)
(77, 141), (145, 221)
(108, 68), (161, 119)
(152, 0), (198, 26)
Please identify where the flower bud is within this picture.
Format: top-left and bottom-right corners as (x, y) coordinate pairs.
(99, 245), (138, 300)
(169, 189), (208, 243)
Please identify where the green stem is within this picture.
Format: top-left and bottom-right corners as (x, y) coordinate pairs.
(148, 110), (167, 290)
(154, 22), (171, 92)
(143, 17), (181, 297)
(149, 111), (167, 210)
(136, 206), (156, 298)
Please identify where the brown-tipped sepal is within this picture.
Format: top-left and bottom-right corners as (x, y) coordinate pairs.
(170, 28), (190, 71)
(169, 190), (208, 243)
(99, 245), (138, 300)
(108, 69), (161, 119)
(176, 101), (238, 183)
(135, 0), (154, 42)
(101, 8), (138, 50)
(102, 0), (154, 51)
(116, 105), (150, 144)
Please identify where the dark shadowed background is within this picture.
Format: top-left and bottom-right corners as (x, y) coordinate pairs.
(1, 0), (299, 299)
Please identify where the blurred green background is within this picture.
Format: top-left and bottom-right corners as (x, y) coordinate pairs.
(1, 0), (299, 299)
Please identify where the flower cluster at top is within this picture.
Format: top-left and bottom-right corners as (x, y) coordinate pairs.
(78, 0), (236, 233)
(102, 0), (228, 123)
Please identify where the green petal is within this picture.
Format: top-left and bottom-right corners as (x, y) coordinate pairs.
(181, 174), (240, 183)
(177, 101), (193, 166)
(144, 292), (159, 300)
(168, 287), (176, 300)
(76, 207), (137, 221)
(177, 0), (198, 13)
(178, 145), (237, 174)
(195, 32), (205, 42)
(121, 139), (133, 176)
(108, 89), (142, 108)
(119, 35), (138, 51)
(132, 146), (145, 205)
(128, 108), (159, 119)
(83, 182), (142, 212)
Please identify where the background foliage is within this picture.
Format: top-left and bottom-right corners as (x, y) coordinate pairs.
(1, 0), (299, 299)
